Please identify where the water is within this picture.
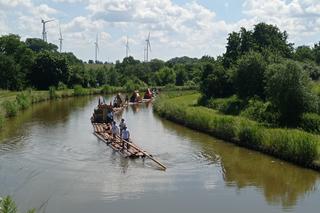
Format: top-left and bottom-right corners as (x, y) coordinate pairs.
(0, 96), (319, 213)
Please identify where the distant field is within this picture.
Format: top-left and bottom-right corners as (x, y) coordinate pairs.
(84, 63), (114, 70)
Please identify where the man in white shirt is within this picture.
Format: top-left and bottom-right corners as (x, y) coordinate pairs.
(111, 121), (119, 140)
(122, 126), (130, 149)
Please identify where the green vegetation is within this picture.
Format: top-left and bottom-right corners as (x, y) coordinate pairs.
(0, 196), (35, 213)
(154, 93), (320, 166)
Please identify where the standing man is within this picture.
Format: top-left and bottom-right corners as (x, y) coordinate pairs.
(111, 121), (119, 141)
(122, 126), (130, 149)
(119, 118), (126, 136)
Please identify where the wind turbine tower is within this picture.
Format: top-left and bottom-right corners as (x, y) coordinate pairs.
(145, 32), (151, 62)
(41, 19), (54, 42)
(94, 33), (99, 63)
(59, 23), (63, 53)
(126, 36), (130, 58)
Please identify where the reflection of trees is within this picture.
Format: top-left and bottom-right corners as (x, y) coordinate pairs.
(156, 116), (320, 208)
(0, 96), (92, 143)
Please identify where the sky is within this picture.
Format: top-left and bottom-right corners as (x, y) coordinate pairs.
(0, 0), (320, 62)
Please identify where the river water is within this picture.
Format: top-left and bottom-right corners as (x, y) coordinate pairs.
(0, 96), (319, 213)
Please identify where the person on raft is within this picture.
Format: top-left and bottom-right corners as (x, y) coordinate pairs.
(121, 126), (130, 149)
(119, 118), (126, 136)
(106, 110), (113, 124)
(144, 88), (152, 99)
(111, 121), (119, 140)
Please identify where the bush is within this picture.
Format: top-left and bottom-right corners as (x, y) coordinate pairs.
(124, 80), (140, 92)
(73, 85), (86, 96)
(206, 95), (243, 115)
(266, 60), (317, 126)
(0, 195), (35, 213)
(240, 98), (279, 124)
(57, 81), (68, 90)
(2, 100), (18, 117)
(0, 114), (4, 129)
(16, 93), (31, 110)
(300, 113), (320, 134)
(49, 86), (57, 99)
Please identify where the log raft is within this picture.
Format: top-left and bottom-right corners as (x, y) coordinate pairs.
(92, 122), (166, 170)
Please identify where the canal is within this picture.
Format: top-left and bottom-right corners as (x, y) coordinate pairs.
(0, 96), (319, 213)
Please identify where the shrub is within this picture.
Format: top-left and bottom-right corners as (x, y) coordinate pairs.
(49, 86), (57, 99)
(237, 121), (263, 149)
(0, 195), (35, 213)
(300, 113), (320, 134)
(73, 85), (86, 96)
(57, 81), (68, 90)
(266, 60), (317, 126)
(0, 114), (4, 129)
(16, 93), (31, 110)
(2, 100), (18, 117)
(240, 98), (279, 124)
(124, 80), (140, 92)
(206, 95), (243, 115)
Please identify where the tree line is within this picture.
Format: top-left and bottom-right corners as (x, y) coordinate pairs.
(199, 22), (320, 128)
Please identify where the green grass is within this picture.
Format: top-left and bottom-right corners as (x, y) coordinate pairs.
(154, 93), (320, 167)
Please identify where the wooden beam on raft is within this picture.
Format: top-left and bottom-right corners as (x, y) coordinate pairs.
(118, 137), (167, 171)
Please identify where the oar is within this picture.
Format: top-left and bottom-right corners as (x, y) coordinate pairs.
(119, 137), (167, 171)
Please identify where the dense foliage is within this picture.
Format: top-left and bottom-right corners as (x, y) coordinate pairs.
(198, 22), (320, 129)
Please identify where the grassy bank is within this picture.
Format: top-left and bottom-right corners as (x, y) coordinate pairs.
(153, 93), (320, 169)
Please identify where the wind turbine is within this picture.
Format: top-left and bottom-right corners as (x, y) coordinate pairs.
(94, 33), (99, 63)
(125, 36), (130, 58)
(145, 32), (151, 62)
(41, 18), (54, 42)
(59, 23), (63, 53)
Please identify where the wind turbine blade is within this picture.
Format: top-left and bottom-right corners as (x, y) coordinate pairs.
(148, 32), (150, 40)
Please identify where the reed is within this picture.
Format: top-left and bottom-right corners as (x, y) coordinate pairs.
(154, 93), (320, 166)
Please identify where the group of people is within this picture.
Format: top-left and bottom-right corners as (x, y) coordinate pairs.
(109, 118), (131, 149)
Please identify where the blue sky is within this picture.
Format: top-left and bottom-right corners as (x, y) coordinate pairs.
(0, 0), (319, 62)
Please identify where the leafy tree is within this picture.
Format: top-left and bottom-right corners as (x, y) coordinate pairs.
(315, 42), (320, 65)
(234, 51), (266, 99)
(294, 45), (315, 62)
(155, 67), (176, 86)
(174, 64), (187, 86)
(0, 54), (23, 90)
(265, 60), (317, 126)
(30, 52), (69, 89)
(199, 63), (233, 99)
(223, 32), (241, 67)
(25, 38), (58, 52)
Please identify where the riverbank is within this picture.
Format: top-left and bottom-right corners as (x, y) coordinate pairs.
(153, 92), (320, 171)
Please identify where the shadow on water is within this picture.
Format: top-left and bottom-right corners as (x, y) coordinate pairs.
(154, 114), (320, 209)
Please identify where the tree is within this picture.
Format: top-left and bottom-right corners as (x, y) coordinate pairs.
(223, 32), (241, 67)
(294, 45), (315, 62)
(252, 23), (293, 57)
(0, 54), (24, 90)
(30, 52), (69, 89)
(155, 67), (176, 86)
(199, 63), (233, 99)
(234, 51), (266, 99)
(174, 64), (187, 86)
(315, 42), (320, 65)
(25, 38), (58, 52)
(265, 60), (317, 126)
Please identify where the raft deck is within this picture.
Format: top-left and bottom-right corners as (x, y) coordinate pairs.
(92, 123), (145, 158)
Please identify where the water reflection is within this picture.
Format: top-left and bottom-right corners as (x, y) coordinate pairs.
(156, 116), (320, 208)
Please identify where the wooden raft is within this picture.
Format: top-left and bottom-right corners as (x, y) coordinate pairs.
(92, 123), (145, 158)
(92, 123), (166, 170)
